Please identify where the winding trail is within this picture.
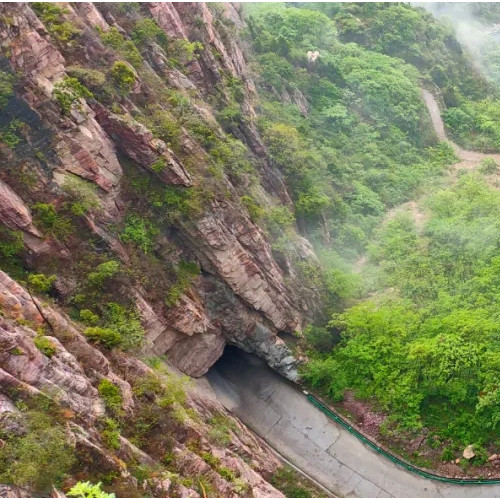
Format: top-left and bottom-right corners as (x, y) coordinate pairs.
(357, 89), (500, 272)
(207, 349), (500, 498)
(422, 89), (500, 171)
(206, 92), (500, 498)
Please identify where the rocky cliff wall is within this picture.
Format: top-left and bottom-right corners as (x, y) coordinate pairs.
(0, 269), (287, 497)
(0, 2), (320, 381)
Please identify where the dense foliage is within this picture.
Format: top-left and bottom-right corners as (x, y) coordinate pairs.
(0, 410), (75, 491)
(303, 173), (500, 449)
(246, 3), (457, 311)
(244, 2), (500, 456)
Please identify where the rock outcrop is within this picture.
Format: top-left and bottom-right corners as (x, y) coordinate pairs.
(0, 270), (285, 497)
(0, 3), (320, 381)
(0, 2), (325, 495)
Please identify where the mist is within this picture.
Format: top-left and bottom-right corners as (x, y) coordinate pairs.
(413, 2), (500, 84)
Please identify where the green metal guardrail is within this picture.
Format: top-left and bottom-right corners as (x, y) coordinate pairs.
(307, 393), (500, 485)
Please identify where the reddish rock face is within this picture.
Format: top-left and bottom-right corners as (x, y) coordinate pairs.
(0, 179), (38, 234)
(0, 3), (65, 88)
(0, 270), (285, 497)
(0, 2), (325, 494)
(91, 104), (193, 186)
(0, 2), (318, 381)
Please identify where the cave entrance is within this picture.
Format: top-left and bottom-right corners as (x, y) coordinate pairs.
(207, 345), (265, 387)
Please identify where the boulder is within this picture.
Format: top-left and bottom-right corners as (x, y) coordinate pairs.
(463, 445), (476, 460)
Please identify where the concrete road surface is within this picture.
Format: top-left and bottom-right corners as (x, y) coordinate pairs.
(206, 348), (500, 498)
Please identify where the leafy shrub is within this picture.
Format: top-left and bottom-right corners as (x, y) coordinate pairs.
(114, 2), (140, 14)
(31, 3), (81, 44)
(100, 28), (142, 67)
(27, 273), (56, 294)
(224, 74), (245, 104)
(207, 412), (236, 446)
(216, 102), (242, 129)
(240, 196), (264, 222)
(34, 336), (57, 358)
(79, 309), (99, 325)
(53, 77), (93, 115)
(119, 215), (159, 254)
(0, 70), (14, 108)
(0, 227), (23, 270)
(131, 18), (167, 48)
(256, 53), (294, 92)
(167, 90), (194, 121)
(84, 327), (122, 349)
(200, 452), (235, 481)
(110, 61), (136, 94)
(101, 302), (144, 350)
(471, 444), (489, 466)
(200, 451), (220, 469)
(141, 108), (182, 150)
(218, 466), (236, 482)
(150, 157), (166, 173)
(0, 411), (75, 492)
(165, 261), (200, 307)
(265, 206), (296, 237)
(0, 119), (24, 149)
(67, 481), (115, 498)
(32, 203), (74, 241)
(479, 157), (499, 174)
(66, 66), (106, 90)
(134, 371), (188, 408)
(187, 119), (218, 148)
(87, 260), (120, 287)
(209, 138), (253, 176)
(441, 446), (455, 461)
(162, 186), (204, 222)
(269, 466), (315, 498)
(62, 175), (100, 216)
(98, 379), (123, 416)
(100, 418), (121, 450)
(304, 324), (340, 353)
(169, 39), (203, 66)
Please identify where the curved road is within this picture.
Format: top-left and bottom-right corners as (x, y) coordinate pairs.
(207, 349), (500, 497)
(207, 93), (500, 498)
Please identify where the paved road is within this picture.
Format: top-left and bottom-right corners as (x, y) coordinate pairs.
(206, 349), (500, 498)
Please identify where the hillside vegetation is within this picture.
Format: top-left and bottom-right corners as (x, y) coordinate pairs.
(242, 2), (500, 469)
(2, 1), (500, 491)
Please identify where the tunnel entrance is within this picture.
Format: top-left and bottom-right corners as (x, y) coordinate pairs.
(206, 344), (270, 389)
(209, 344), (247, 374)
(206, 344), (299, 416)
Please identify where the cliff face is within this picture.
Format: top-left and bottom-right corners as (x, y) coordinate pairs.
(0, 269), (285, 497)
(0, 2), (320, 381)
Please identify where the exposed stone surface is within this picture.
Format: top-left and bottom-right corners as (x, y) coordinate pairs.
(0, 271), (289, 497)
(167, 331), (226, 378)
(0, 3), (65, 90)
(0, 2), (319, 390)
(0, 179), (40, 236)
(187, 200), (301, 333)
(0, 2), (331, 495)
(0, 485), (31, 498)
(91, 104), (193, 186)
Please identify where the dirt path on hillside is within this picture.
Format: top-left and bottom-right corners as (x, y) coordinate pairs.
(421, 89), (500, 172)
(355, 90), (500, 275)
